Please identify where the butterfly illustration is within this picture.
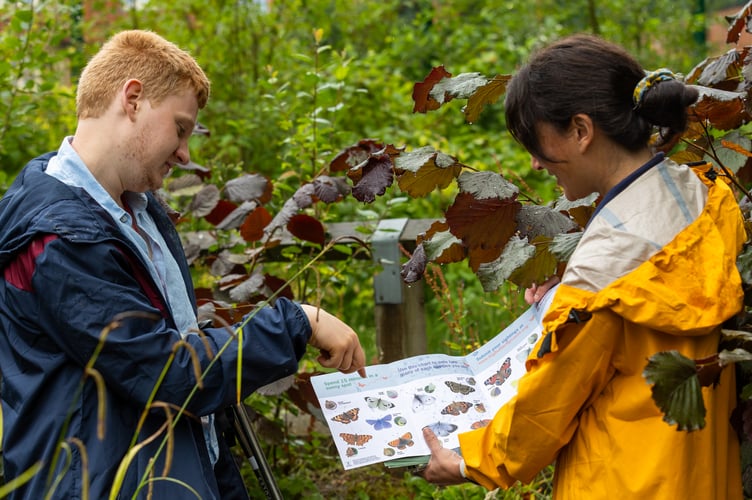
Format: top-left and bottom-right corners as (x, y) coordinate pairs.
(474, 403), (486, 413)
(412, 393), (436, 412)
(366, 414), (393, 431)
(445, 380), (475, 395)
(346, 447), (358, 457)
(484, 357), (512, 387)
(339, 433), (372, 446)
(471, 419), (492, 430)
(324, 400), (337, 410)
(365, 396), (395, 411)
(441, 401), (473, 416)
(426, 421), (458, 437)
(466, 377), (476, 386)
(388, 432), (414, 450)
(331, 408), (359, 424)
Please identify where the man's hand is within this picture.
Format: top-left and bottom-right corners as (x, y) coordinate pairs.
(419, 427), (466, 486)
(301, 305), (366, 377)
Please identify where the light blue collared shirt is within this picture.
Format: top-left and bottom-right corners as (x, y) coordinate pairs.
(45, 137), (219, 465)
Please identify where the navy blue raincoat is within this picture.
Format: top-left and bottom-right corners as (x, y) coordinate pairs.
(0, 153), (312, 499)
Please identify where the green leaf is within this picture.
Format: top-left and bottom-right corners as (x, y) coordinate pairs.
(643, 351), (706, 431)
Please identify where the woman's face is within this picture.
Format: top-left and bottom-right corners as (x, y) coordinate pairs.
(530, 121), (597, 201)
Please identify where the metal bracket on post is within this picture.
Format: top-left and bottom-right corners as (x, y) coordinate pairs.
(372, 218), (408, 304)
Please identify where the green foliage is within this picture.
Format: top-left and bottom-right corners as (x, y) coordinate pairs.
(0, 2), (81, 176)
(0, 1), (738, 498)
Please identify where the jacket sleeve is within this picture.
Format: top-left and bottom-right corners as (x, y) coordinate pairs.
(458, 309), (620, 490)
(30, 236), (311, 416)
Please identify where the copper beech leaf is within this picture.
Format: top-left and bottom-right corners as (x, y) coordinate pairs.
(240, 206), (273, 242)
(224, 173), (273, 204)
(445, 172), (521, 267)
(401, 243), (427, 283)
(552, 193), (599, 228)
(312, 176), (350, 203)
(726, 1), (752, 44)
(445, 194), (521, 270)
(190, 184), (220, 218)
(690, 86), (750, 131)
(515, 204), (579, 240)
(477, 236), (535, 292)
(464, 75), (510, 124)
(166, 174), (203, 196)
(507, 236), (559, 289)
(550, 232), (583, 261)
(204, 200), (238, 226)
(229, 272), (267, 303)
(412, 65), (452, 113)
(686, 49), (748, 91)
(348, 153), (395, 203)
(643, 351), (706, 431)
(265, 198), (299, 240)
(419, 220), (465, 264)
(458, 170), (519, 200)
(216, 200), (259, 231)
(329, 139), (385, 172)
(394, 146), (465, 197)
(287, 213), (326, 246)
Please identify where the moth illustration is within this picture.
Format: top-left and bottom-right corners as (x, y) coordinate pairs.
(388, 432), (414, 450)
(441, 401), (473, 416)
(365, 396), (395, 411)
(339, 433), (372, 446)
(484, 357), (512, 387)
(366, 414), (393, 431)
(330, 408), (359, 424)
(445, 380), (475, 395)
(412, 393), (436, 412)
(426, 421), (458, 437)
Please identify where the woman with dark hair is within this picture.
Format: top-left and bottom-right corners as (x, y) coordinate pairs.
(419, 34), (745, 499)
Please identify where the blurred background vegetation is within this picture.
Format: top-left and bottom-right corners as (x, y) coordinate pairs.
(0, 0), (747, 498)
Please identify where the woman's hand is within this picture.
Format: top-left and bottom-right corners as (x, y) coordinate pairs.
(524, 275), (560, 304)
(418, 427), (466, 486)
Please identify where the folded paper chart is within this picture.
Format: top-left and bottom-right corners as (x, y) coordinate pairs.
(311, 285), (559, 470)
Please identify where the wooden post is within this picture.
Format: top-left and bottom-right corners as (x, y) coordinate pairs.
(372, 219), (428, 363)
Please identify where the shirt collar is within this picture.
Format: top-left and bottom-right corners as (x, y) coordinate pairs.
(46, 137), (148, 220)
(587, 152), (665, 226)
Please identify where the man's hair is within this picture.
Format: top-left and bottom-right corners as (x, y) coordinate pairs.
(76, 30), (210, 119)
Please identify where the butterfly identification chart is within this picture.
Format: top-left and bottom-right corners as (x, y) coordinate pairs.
(311, 285), (558, 470)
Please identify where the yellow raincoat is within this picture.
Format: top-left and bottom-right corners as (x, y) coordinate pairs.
(459, 157), (746, 499)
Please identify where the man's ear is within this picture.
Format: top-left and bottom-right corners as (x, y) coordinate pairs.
(121, 79), (144, 120)
(571, 113), (594, 152)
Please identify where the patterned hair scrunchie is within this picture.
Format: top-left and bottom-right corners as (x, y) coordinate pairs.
(633, 68), (676, 108)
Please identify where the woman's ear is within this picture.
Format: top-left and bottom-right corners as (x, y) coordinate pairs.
(121, 79), (144, 120)
(571, 113), (594, 152)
